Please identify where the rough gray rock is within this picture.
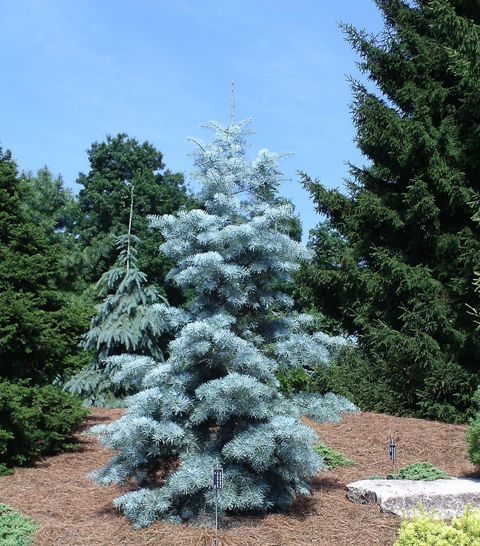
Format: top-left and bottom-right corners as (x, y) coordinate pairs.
(346, 479), (480, 518)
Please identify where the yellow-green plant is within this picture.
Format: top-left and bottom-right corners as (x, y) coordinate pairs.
(314, 444), (356, 470)
(395, 505), (480, 546)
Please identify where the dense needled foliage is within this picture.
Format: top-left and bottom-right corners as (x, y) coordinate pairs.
(20, 166), (77, 246)
(0, 148), (89, 383)
(70, 133), (193, 302)
(89, 118), (356, 528)
(19, 167), (87, 298)
(0, 147), (87, 471)
(298, 0), (480, 422)
(64, 231), (167, 407)
(84, 233), (166, 362)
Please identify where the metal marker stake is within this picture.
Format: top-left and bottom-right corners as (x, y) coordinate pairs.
(213, 459), (223, 546)
(388, 436), (397, 475)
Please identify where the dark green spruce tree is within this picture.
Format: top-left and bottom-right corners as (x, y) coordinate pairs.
(298, 0), (480, 422)
(0, 147), (86, 471)
(18, 166), (90, 307)
(0, 149), (90, 382)
(466, 195), (480, 465)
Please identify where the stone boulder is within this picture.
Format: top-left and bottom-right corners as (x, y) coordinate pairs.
(346, 478), (480, 518)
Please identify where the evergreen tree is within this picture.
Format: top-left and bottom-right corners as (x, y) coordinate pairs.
(20, 167), (76, 240)
(0, 147), (88, 470)
(84, 234), (165, 361)
(0, 147), (89, 383)
(65, 192), (169, 407)
(88, 118), (356, 528)
(468, 193), (480, 326)
(71, 133), (193, 301)
(297, 0), (480, 422)
(19, 166), (87, 298)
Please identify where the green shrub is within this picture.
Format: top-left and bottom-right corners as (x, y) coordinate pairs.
(0, 464), (14, 476)
(471, 386), (480, 411)
(278, 367), (315, 396)
(397, 462), (449, 481)
(368, 462), (449, 481)
(467, 412), (480, 466)
(278, 365), (332, 396)
(395, 505), (480, 546)
(0, 503), (37, 546)
(320, 348), (401, 416)
(314, 444), (356, 470)
(320, 347), (475, 424)
(0, 381), (88, 470)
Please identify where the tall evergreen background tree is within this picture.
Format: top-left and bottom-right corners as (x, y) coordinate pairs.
(19, 167), (84, 298)
(0, 146), (87, 472)
(0, 148), (90, 382)
(88, 118), (356, 528)
(20, 167), (77, 245)
(297, 0), (480, 422)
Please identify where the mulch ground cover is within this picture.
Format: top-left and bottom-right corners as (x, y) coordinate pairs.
(0, 408), (476, 546)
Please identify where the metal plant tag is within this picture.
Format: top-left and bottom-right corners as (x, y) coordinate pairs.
(213, 467), (224, 490)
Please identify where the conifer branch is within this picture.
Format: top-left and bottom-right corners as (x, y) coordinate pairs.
(126, 185), (135, 276)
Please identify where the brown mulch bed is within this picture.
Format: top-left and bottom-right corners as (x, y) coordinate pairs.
(0, 409), (476, 546)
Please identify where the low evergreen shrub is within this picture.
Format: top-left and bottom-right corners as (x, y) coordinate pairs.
(0, 503), (37, 546)
(396, 462), (449, 481)
(278, 364), (334, 396)
(395, 505), (480, 545)
(367, 462), (449, 481)
(466, 414), (480, 466)
(0, 464), (14, 476)
(0, 381), (87, 470)
(466, 388), (480, 466)
(314, 444), (356, 470)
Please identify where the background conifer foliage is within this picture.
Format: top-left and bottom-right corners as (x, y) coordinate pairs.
(297, 0), (480, 422)
(89, 118), (356, 528)
(0, 147), (87, 472)
(0, 148), (87, 383)
(71, 133), (192, 301)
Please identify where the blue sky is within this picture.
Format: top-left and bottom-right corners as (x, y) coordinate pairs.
(1, 0), (383, 239)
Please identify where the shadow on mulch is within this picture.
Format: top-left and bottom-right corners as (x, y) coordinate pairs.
(458, 470), (480, 479)
(77, 409), (119, 432)
(310, 475), (346, 493)
(95, 503), (125, 519)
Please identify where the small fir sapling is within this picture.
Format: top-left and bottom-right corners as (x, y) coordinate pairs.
(88, 116), (357, 528)
(64, 188), (169, 407)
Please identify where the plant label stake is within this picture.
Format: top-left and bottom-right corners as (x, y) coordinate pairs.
(213, 460), (223, 546)
(388, 436), (397, 474)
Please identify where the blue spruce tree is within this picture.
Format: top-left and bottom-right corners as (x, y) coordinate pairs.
(89, 117), (356, 527)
